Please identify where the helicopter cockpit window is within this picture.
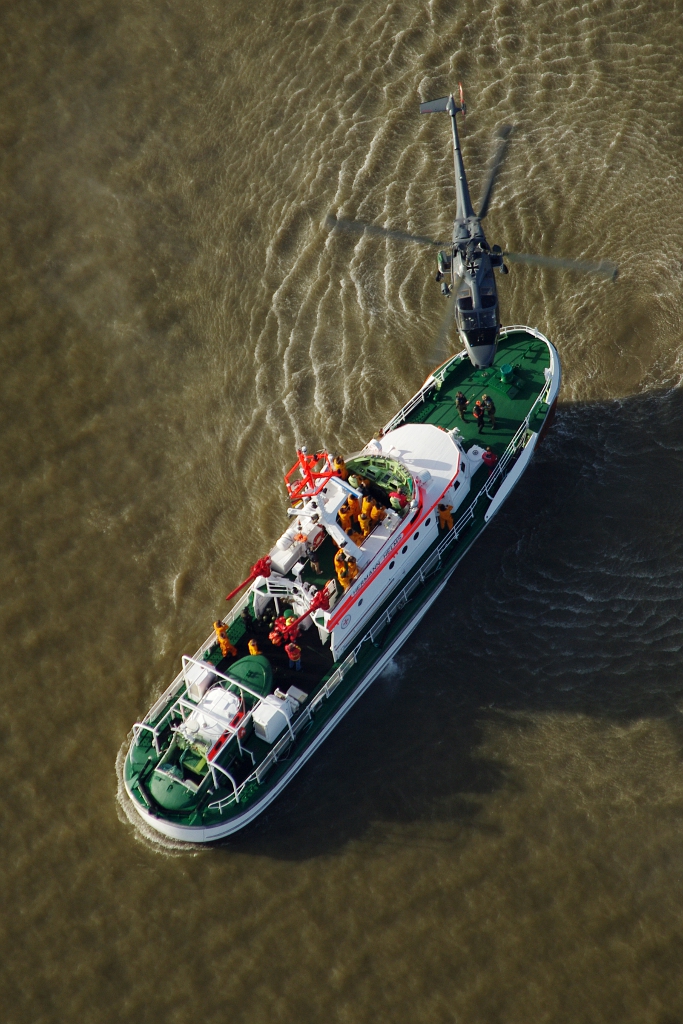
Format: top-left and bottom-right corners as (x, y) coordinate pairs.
(465, 327), (498, 348)
(481, 294), (496, 308)
(460, 309), (498, 331)
(458, 295), (473, 310)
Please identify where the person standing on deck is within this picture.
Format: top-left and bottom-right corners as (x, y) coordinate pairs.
(337, 559), (351, 590)
(214, 621), (237, 659)
(334, 544), (347, 575)
(285, 641), (302, 671)
(338, 503), (353, 534)
(370, 502), (386, 527)
(482, 447), (498, 476)
(482, 394), (496, 429)
(248, 639), (262, 656)
(455, 391), (469, 421)
(332, 454), (349, 481)
(347, 492), (361, 528)
(472, 400), (485, 434)
(438, 504), (454, 530)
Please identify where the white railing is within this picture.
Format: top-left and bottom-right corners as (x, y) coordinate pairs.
(346, 369), (553, 651)
(203, 403), (537, 813)
(142, 589), (252, 726)
(381, 351), (464, 434)
(206, 648), (360, 813)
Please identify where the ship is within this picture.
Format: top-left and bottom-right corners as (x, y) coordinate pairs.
(123, 327), (560, 841)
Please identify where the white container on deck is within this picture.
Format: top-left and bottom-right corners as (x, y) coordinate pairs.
(253, 695), (294, 744)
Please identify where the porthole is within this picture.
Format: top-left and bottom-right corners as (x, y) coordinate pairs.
(358, 598), (363, 606)
(414, 532), (419, 540)
(402, 545), (408, 554)
(389, 560), (395, 570)
(425, 518), (431, 527)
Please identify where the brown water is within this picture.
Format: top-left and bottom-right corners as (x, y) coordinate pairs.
(3, 0), (683, 1020)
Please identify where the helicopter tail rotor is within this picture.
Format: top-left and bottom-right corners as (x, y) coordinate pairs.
(419, 92), (465, 116)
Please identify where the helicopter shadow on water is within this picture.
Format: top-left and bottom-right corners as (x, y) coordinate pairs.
(216, 387), (683, 861)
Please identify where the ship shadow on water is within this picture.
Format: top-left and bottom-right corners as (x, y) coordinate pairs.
(216, 387), (683, 860)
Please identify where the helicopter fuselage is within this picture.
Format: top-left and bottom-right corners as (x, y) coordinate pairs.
(436, 216), (506, 368)
(431, 97), (508, 369)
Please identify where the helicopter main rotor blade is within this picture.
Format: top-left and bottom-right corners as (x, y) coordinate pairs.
(426, 272), (464, 366)
(325, 214), (446, 249)
(477, 125), (513, 220)
(503, 251), (619, 281)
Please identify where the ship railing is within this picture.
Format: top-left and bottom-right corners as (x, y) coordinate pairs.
(381, 351), (464, 434)
(499, 325), (550, 342)
(482, 370), (552, 500)
(350, 373), (553, 647)
(206, 648), (361, 813)
(382, 325), (551, 436)
(137, 589), (253, 735)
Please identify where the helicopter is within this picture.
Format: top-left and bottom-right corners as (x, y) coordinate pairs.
(326, 87), (618, 369)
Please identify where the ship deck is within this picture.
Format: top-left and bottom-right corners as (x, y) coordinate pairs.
(401, 327), (551, 451)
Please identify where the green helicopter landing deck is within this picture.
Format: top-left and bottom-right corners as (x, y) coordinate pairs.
(402, 329), (551, 452)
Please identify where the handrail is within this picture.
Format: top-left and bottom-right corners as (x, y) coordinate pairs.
(340, 367), (553, 655)
(382, 351), (464, 434)
(207, 647), (360, 813)
(143, 590), (252, 725)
